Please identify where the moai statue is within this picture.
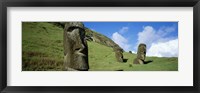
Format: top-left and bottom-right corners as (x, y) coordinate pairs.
(113, 46), (124, 62)
(63, 22), (89, 71)
(133, 43), (146, 64)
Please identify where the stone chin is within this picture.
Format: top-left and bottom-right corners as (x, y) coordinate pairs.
(64, 53), (89, 71)
(73, 52), (89, 71)
(76, 51), (86, 57)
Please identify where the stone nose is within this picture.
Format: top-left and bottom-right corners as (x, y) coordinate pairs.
(74, 29), (85, 51)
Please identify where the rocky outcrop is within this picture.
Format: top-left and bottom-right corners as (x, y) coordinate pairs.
(85, 28), (123, 51)
(85, 28), (124, 62)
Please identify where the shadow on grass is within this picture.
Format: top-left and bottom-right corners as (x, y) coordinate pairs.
(115, 69), (124, 71)
(144, 60), (153, 64)
(123, 58), (128, 62)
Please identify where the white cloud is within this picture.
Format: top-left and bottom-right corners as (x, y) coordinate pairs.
(137, 26), (159, 48)
(111, 25), (178, 57)
(157, 25), (176, 37)
(147, 39), (178, 57)
(112, 32), (131, 51)
(119, 27), (129, 34)
(131, 50), (136, 54)
(136, 25), (178, 57)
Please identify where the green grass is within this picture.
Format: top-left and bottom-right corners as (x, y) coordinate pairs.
(22, 22), (64, 71)
(22, 22), (178, 71)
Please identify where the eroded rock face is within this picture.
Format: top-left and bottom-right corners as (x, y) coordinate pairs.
(133, 43), (146, 64)
(85, 28), (122, 50)
(114, 46), (124, 62)
(63, 22), (89, 71)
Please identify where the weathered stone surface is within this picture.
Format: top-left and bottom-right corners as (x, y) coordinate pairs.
(63, 22), (89, 71)
(85, 28), (123, 51)
(114, 46), (124, 62)
(137, 43), (146, 60)
(133, 58), (144, 64)
(133, 43), (146, 64)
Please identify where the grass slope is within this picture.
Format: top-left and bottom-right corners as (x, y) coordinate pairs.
(22, 22), (178, 71)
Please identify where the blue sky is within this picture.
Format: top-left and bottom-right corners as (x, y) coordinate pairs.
(84, 22), (178, 57)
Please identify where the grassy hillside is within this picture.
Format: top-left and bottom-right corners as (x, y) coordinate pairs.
(22, 22), (178, 71)
(85, 28), (121, 49)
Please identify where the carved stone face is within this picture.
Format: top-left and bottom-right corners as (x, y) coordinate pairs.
(137, 43), (146, 61)
(115, 51), (123, 62)
(63, 22), (89, 71)
(113, 46), (124, 62)
(133, 43), (146, 64)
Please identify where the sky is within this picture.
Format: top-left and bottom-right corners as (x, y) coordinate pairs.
(84, 22), (178, 57)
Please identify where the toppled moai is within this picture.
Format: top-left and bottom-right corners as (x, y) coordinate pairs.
(133, 43), (146, 64)
(63, 22), (89, 71)
(113, 46), (124, 62)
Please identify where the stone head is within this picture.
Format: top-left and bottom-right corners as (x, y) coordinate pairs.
(137, 43), (146, 60)
(63, 22), (89, 71)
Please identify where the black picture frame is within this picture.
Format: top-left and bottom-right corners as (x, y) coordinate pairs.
(0, 0), (200, 93)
